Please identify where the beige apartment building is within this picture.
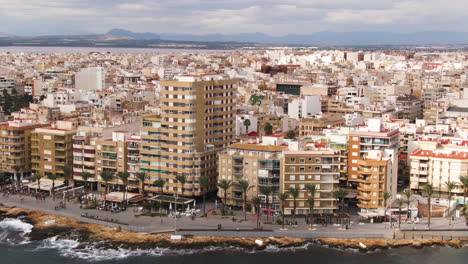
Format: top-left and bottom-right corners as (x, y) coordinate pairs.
(409, 138), (468, 197)
(0, 119), (48, 181)
(347, 119), (399, 210)
(356, 152), (390, 209)
(218, 143), (286, 209)
(95, 131), (130, 192)
(282, 150), (340, 215)
(140, 75), (237, 197)
(299, 114), (345, 136)
(31, 120), (77, 177)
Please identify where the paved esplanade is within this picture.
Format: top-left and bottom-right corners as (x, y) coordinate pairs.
(1, 193), (467, 239)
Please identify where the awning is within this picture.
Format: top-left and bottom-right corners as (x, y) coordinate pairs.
(148, 195), (194, 205)
(103, 192), (144, 203)
(26, 179), (65, 191)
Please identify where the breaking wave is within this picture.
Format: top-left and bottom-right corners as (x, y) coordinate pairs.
(0, 218), (33, 245)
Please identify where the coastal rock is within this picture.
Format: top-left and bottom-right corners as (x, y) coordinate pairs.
(0, 205), (463, 252)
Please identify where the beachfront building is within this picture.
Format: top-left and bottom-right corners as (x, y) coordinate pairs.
(95, 131), (131, 192)
(409, 138), (468, 198)
(31, 120), (77, 178)
(140, 75), (237, 197)
(347, 119), (399, 210)
(72, 127), (101, 190)
(0, 119), (47, 182)
(281, 149), (341, 215)
(218, 141), (286, 209)
(356, 150), (392, 209)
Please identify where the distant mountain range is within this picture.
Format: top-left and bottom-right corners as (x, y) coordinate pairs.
(107, 29), (468, 46)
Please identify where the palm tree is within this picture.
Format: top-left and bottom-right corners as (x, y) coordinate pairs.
(153, 178), (165, 194)
(175, 174), (187, 210)
(239, 180), (253, 220)
(382, 191), (392, 222)
(395, 198), (405, 229)
(423, 183), (434, 229)
(259, 186), (272, 222)
(81, 172), (92, 194)
(403, 189), (412, 220)
(62, 166), (72, 186)
(135, 172), (149, 196)
(153, 178), (165, 214)
(332, 188), (349, 225)
(278, 192), (289, 229)
(251, 196), (262, 229)
(47, 173), (58, 201)
(287, 187), (300, 225)
(33, 174), (43, 195)
(459, 176), (468, 206)
(243, 119), (251, 134)
(13, 166), (21, 190)
(116, 172), (130, 204)
(218, 179), (232, 212)
(100, 170), (115, 208)
(199, 175), (210, 216)
(305, 184), (317, 228)
(445, 181), (456, 224)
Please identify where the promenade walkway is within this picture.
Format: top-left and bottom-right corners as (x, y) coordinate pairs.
(1, 193), (467, 239)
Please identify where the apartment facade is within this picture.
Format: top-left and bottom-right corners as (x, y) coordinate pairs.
(140, 75), (237, 197)
(218, 143), (286, 209)
(356, 151), (390, 209)
(347, 119), (399, 209)
(0, 119), (47, 181)
(409, 139), (468, 197)
(31, 120), (77, 177)
(281, 150), (340, 215)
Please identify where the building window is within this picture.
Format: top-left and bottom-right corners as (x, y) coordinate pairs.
(290, 167), (296, 172)
(290, 175), (295, 180)
(299, 175), (305, 180)
(290, 158), (296, 163)
(315, 158), (321, 163)
(300, 158), (305, 163)
(299, 167), (305, 172)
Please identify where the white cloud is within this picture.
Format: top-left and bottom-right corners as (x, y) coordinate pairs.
(0, 0), (466, 36)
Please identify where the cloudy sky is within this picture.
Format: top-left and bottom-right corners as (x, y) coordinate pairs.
(1, 0), (466, 36)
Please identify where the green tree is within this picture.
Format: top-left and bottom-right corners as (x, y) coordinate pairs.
(459, 176), (468, 206)
(153, 178), (165, 214)
(47, 173), (59, 201)
(62, 166), (72, 186)
(218, 179), (232, 212)
(81, 172), (92, 195)
(33, 174), (43, 195)
(199, 175), (210, 216)
(264, 123), (273, 135)
(243, 119), (251, 134)
(445, 181), (456, 225)
(278, 192), (289, 229)
(175, 174), (187, 197)
(332, 188), (349, 225)
(285, 130), (296, 139)
(403, 189), (412, 219)
(305, 184), (317, 228)
(100, 171), (115, 208)
(287, 187), (300, 225)
(135, 172), (149, 196)
(382, 191), (392, 222)
(251, 196), (262, 229)
(259, 186), (272, 222)
(153, 178), (165, 194)
(423, 183), (434, 229)
(116, 172), (130, 203)
(395, 198), (405, 229)
(239, 180), (253, 220)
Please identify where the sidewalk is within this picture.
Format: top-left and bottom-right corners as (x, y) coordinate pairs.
(1, 193), (467, 238)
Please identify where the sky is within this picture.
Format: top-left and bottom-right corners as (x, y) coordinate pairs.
(1, 0), (467, 36)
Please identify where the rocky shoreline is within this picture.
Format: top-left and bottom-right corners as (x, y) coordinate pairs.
(0, 204), (464, 252)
